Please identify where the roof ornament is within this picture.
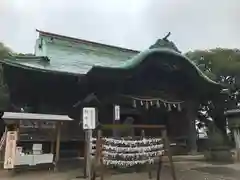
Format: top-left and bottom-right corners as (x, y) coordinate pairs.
(149, 32), (181, 53)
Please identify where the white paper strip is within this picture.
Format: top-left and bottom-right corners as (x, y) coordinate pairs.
(103, 158), (155, 167)
(91, 137), (163, 145)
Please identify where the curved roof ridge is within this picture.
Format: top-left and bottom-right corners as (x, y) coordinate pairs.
(87, 48), (222, 91)
(123, 48), (219, 85)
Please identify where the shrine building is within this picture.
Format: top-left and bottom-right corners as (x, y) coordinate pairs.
(0, 30), (223, 155)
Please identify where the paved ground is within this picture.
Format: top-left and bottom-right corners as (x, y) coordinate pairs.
(1, 155), (240, 180)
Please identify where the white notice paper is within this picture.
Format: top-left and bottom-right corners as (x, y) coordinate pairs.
(114, 105), (120, 120)
(83, 107), (96, 130)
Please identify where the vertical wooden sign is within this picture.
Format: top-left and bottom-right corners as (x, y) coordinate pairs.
(114, 105), (120, 121)
(83, 107), (96, 180)
(4, 131), (17, 169)
(83, 108), (96, 130)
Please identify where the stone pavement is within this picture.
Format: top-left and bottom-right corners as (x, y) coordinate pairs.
(1, 155), (240, 180)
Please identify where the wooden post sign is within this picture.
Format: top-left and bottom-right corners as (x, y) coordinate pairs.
(83, 107), (97, 180)
(83, 107), (96, 130)
(114, 105), (120, 121)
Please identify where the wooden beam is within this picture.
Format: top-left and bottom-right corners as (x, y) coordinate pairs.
(102, 124), (165, 129)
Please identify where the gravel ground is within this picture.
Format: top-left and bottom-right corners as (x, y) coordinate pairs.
(1, 155), (240, 180)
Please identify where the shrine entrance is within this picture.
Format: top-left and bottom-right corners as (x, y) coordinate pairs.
(71, 36), (222, 155)
(110, 97), (189, 155)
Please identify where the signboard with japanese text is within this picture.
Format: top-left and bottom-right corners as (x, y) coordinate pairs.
(83, 107), (96, 130)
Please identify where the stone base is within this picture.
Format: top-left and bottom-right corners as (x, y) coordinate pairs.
(204, 149), (233, 163)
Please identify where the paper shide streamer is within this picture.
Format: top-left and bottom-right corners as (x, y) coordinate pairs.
(127, 96), (184, 112)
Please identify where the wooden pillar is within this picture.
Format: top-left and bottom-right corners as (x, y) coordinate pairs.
(92, 130), (103, 180)
(233, 128), (240, 161)
(162, 129), (177, 180)
(84, 130), (93, 180)
(186, 101), (198, 154)
(50, 128), (55, 154)
(141, 130), (152, 179)
(54, 122), (61, 171)
(112, 116), (119, 137)
(83, 132), (87, 178)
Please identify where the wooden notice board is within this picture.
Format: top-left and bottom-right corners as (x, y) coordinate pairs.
(4, 131), (17, 169)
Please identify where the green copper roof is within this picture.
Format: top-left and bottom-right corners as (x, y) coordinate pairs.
(1, 51), (137, 76)
(86, 37), (221, 91)
(0, 39), (138, 75)
(88, 48), (219, 85)
(0, 34), (221, 91)
(86, 49), (222, 95)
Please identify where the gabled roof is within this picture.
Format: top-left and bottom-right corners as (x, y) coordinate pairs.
(1, 55), (80, 76)
(1, 52), (139, 75)
(1, 28), (140, 75)
(5, 30), (137, 75)
(36, 29), (139, 54)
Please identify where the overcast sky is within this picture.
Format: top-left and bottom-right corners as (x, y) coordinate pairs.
(0, 0), (239, 53)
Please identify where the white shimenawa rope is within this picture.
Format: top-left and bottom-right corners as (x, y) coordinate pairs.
(103, 159), (155, 167)
(91, 137), (165, 167)
(103, 144), (163, 153)
(91, 137), (163, 145)
(102, 149), (164, 158)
